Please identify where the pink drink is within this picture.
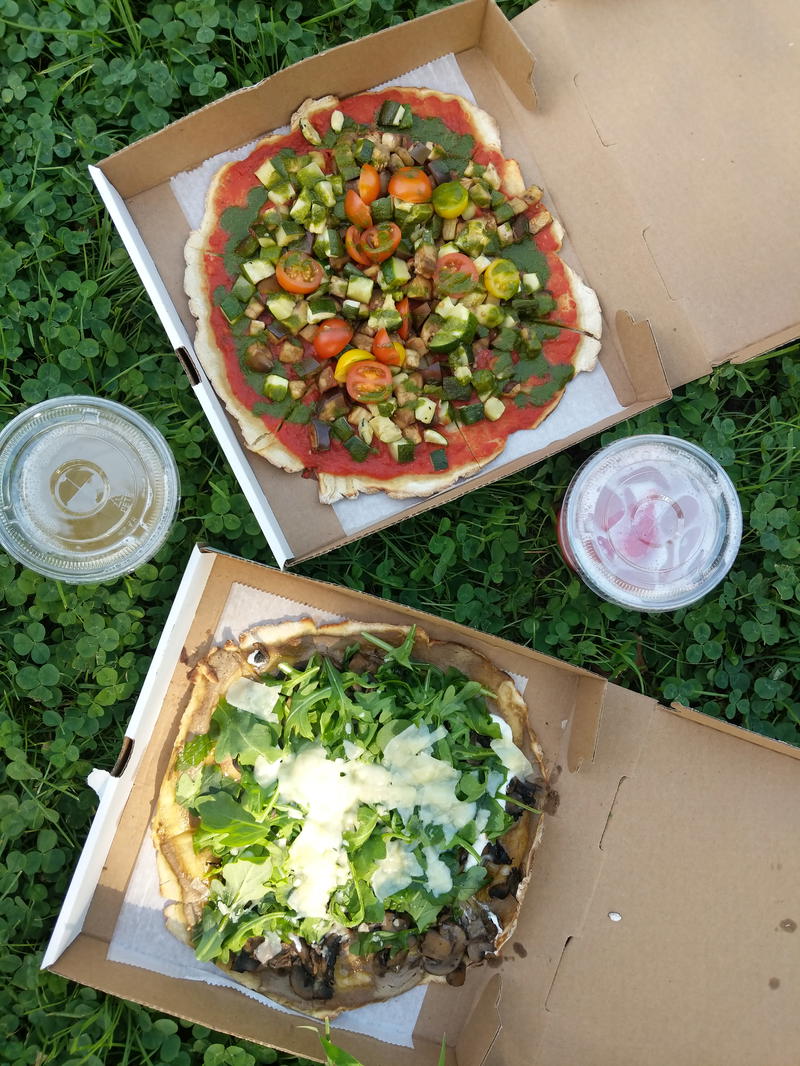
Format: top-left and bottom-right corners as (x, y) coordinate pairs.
(558, 435), (742, 611)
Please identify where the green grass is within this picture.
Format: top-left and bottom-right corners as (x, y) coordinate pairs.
(0, 0), (797, 1063)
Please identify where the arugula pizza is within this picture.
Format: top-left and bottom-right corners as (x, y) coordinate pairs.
(152, 621), (548, 1017)
(185, 87), (601, 503)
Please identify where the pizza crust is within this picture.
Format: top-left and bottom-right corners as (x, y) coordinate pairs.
(153, 621), (549, 1017)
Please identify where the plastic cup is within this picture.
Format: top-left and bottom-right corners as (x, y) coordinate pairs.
(0, 396), (180, 584)
(557, 434), (742, 612)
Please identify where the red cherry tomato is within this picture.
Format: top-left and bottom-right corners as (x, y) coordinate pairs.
(358, 163), (381, 205)
(388, 166), (433, 204)
(360, 222), (402, 264)
(345, 360), (393, 403)
(396, 296), (410, 341)
(434, 252), (479, 298)
(312, 317), (354, 359)
(371, 328), (406, 367)
(345, 189), (373, 229)
(344, 225), (371, 266)
(275, 250), (324, 295)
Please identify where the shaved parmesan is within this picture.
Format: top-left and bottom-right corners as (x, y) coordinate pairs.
(225, 677), (280, 721)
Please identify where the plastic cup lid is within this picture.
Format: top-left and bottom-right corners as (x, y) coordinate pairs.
(559, 434), (742, 612)
(0, 396), (180, 584)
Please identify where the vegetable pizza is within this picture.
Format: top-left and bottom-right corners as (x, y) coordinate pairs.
(185, 87), (601, 503)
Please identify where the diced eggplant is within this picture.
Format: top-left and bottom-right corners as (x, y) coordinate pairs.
(393, 406), (416, 429)
(317, 388), (348, 422)
(265, 318), (289, 341)
(413, 243), (438, 278)
(512, 213), (530, 241)
(403, 424), (423, 445)
(277, 339), (304, 364)
(408, 141), (432, 165)
(317, 365), (337, 393)
(256, 275), (281, 296)
(411, 302), (432, 328)
(244, 342), (274, 372)
(288, 379), (307, 400)
(308, 419), (332, 452)
(427, 158), (452, 185)
(419, 361), (443, 385)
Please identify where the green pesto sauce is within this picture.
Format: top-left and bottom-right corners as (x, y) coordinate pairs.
(503, 237), (550, 286)
(221, 184), (269, 277)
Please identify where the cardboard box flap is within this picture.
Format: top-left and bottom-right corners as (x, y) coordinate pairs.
(100, 0), (534, 198)
(489, 684), (800, 1066)
(512, 0), (800, 387)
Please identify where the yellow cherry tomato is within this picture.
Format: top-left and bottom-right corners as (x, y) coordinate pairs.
(483, 258), (521, 300)
(334, 348), (373, 382)
(431, 180), (469, 219)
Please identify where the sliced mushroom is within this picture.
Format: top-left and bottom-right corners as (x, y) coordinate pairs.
(421, 922), (467, 976)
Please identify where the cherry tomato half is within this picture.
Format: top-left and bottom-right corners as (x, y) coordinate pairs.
(483, 258), (521, 300)
(360, 221), (402, 264)
(358, 163), (381, 205)
(371, 328), (406, 367)
(396, 296), (410, 341)
(312, 317), (354, 360)
(345, 225), (371, 266)
(388, 166), (433, 204)
(432, 181), (469, 219)
(275, 250), (324, 295)
(346, 360), (394, 403)
(345, 189), (373, 229)
(434, 252), (479, 298)
(334, 348), (373, 382)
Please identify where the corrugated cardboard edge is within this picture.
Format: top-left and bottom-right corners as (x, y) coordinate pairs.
(666, 701), (800, 763)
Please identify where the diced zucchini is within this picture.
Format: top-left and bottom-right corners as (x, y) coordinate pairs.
(275, 221), (304, 247)
(453, 365), (472, 385)
(423, 428), (449, 446)
(496, 222), (515, 246)
(353, 137), (375, 163)
(458, 402), (485, 425)
(436, 242), (460, 259)
(388, 438), (415, 462)
(377, 100), (413, 128)
(346, 275), (374, 304)
(482, 163), (501, 190)
(380, 257), (411, 290)
(289, 188), (313, 222)
(266, 292), (296, 321)
(259, 241), (282, 262)
(297, 161), (326, 186)
(483, 396), (506, 422)
(329, 276), (349, 299)
(231, 274), (255, 302)
(371, 196), (393, 222)
(441, 217), (458, 241)
(474, 303), (505, 328)
(414, 397), (437, 425)
(331, 416), (354, 442)
(473, 255), (491, 274)
(242, 259), (276, 284)
(369, 415), (403, 444)
(429, 447), (449, 471)
(307, 296), (338, 324)
(267, 180), (296, 206)
(343, 435), (371, 461)
(300, 117), (322, 145)
(219, 294), (244, 324)
(254, 158), (285, 190)
(522, 272), (542, 293)
(494, 201), (515, 224)
(314, 179), (336, 208)
(340, 298), (362, 319)
(263, 374), (289, 401)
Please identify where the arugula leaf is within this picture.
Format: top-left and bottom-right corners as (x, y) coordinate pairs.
(176, 732), (215, 771)
(194, 792), (269, 847)
(212, 701), (277, 765)
(386, 883), (442, 930)
(218, 857), (273, 907)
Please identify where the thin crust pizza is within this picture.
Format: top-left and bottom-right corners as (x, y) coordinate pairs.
(185, 87), (601, 503)
(152, 621), (548, 1018)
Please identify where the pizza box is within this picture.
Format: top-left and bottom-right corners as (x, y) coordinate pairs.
(87, 0), (677, 568)
(43, 545), (800, 1066)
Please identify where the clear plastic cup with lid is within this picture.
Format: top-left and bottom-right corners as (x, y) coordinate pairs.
(0, 396), (180, 584)
(557, 434), (742, 612)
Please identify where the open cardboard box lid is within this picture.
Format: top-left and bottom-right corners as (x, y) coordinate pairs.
(44, 547), (800, 1065)
(87, 0), (798, 566)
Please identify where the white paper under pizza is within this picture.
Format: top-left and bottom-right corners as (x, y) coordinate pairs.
(108, 581), (530, 1046)
(170, 55), (622, 535)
